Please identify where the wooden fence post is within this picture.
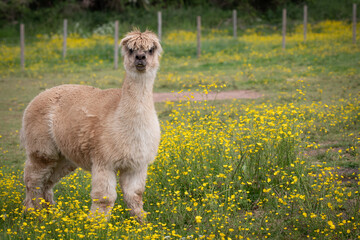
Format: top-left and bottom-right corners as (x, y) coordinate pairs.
(158, 11), (162, 41)
(20, 23), (25, 70)
(303, 5), (308, 43)
(353, 3), (357, 44)
(233, 10), (237, 39)
(114, 20), (119, 70)
(282, 8), (287, 49)
(197, 16), (201, 58)
(63, 19), (67, 60)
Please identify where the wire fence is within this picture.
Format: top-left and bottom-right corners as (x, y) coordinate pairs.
(0, 4), (358, 71)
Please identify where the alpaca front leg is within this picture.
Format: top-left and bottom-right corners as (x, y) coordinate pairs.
(119, 166), (148, 223)
(90, 167), (117, 219)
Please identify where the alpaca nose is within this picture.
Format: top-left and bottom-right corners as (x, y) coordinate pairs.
(136, 54), (146, 60)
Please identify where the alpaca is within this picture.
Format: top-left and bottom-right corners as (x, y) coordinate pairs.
(20, 30), (162, 222)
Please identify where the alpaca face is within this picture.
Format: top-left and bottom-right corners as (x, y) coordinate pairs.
(120, 30), (163, 74)
(125, 47), (155, 72)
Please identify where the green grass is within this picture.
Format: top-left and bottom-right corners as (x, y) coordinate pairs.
(0, 21), (359, 239)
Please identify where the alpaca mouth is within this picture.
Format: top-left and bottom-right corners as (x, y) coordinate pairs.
(136, 64), (146, 71)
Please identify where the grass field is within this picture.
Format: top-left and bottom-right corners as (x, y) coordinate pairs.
(0, 20), (359, 239)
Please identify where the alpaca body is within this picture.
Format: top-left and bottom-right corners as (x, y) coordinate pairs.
(21, 82), (160, 171)
(21, 30), (162, 221)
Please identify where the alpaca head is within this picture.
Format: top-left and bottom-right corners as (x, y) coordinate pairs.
(120, 30), (162, 75)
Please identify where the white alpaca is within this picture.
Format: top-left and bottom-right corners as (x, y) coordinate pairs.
(20, 30), (162, 222)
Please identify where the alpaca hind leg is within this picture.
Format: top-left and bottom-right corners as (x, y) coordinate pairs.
(24, 153), (57, 210)
(89, 166), (117, 219)
(43, 158), (77, 205)
(119, 166), (148, 223)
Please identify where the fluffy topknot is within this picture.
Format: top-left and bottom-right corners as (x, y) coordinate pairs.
(120, 30), (162, 56)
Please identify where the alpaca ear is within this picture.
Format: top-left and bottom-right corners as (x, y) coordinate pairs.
(154, 41), (163, 56)
(120, 36), (131, 56)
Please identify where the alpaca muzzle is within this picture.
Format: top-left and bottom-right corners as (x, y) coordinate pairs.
(135, 53), (147, 71)
(135, 60), (146, 71)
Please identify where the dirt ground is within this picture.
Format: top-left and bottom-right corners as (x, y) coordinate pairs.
(153, 90), (263, 102)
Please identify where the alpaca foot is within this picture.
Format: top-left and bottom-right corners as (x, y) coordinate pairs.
(89, 201), (113, 222)
(44, 189), (56, 206)
(131, 209), (149, 224)
(88, 209), (112, 222)
(24, 199), (36, 211)
(24, 197), (54, 212)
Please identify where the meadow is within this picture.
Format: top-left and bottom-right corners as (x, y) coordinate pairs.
(0, 20), (359, 239)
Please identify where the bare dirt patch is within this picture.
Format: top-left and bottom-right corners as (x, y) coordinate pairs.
(153, 90), (263, 102)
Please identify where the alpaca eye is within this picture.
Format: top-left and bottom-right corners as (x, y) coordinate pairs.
(129, 48), (134, 54)
(149, 48), (154, 54)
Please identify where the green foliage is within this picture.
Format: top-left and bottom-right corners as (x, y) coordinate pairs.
(0, 0), (34, 21)
(1, 0), (359, 39)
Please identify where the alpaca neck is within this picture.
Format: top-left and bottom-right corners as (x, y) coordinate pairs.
(119, 70), (157, 113)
